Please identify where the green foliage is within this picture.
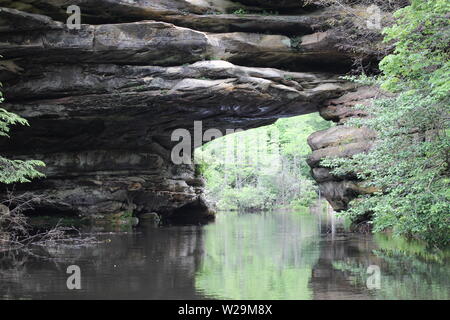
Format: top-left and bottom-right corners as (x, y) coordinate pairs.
(196, 114), (330, 211)
(0, 90), (45, 184)
(380, 0), (450, 97)
(216, 186), (276, 211)
(322, 0), (450, 246)
(0, 157), (45, 184)
(232, 8), (248, 15)
(0, 108), (28, 137)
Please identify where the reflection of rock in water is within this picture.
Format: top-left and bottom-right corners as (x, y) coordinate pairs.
(309, 233), (450, 300)
(309, 235), (377, 300)
(0, 225), (205, 299)
(308, 202), (379, 299)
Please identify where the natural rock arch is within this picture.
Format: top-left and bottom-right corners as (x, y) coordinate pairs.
(0, 1), (380, 222)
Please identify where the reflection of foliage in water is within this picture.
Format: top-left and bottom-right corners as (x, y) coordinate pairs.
(374, 233), (450, 263)
(332, 234), (450, 300)
(195, 212), (321, 299)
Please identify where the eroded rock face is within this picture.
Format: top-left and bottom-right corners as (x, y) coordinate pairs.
(0, 2), (383, 221)
(307, 87), (380, 211)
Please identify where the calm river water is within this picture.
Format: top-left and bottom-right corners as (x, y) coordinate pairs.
(1, 206), (449, 300)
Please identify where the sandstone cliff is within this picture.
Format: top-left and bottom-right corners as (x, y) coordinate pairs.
(0, 1), (386, 221)
(307, 87), (380, 211)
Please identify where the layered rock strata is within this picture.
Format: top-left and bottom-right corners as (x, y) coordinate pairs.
(307, 87), (380, 211)
(0, 1), (384, 221)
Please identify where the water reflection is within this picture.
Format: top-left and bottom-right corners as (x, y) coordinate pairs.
(0, 207), (449, 300)
(336, 234), (450, 300)
(195, 211), (321, 299)
(0, 225), (205, 300)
